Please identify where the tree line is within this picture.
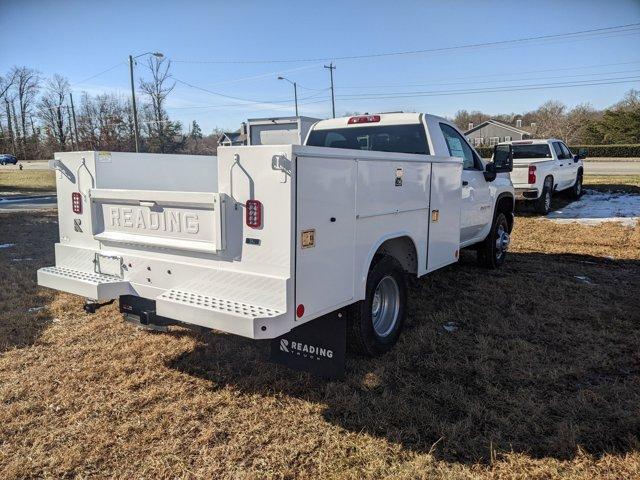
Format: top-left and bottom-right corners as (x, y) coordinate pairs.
(0, 58), (220, 160)
(452, 89), (640, 145)
(1, 57), (638, 160)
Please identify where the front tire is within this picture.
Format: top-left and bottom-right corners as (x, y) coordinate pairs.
(348, 255), (407, 356)
(477, 212), (510, 269)
(569, 173), (583, 200)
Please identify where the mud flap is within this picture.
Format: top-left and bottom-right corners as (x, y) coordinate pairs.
(270, 310), (346, 379)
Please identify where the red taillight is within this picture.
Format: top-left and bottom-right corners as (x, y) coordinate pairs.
(296, 304), (305, 318)
(528, 165), (537, 184)
(71, 192), (82, 214)
(245, 200), (262, 228)
(348, 115), (380, 124)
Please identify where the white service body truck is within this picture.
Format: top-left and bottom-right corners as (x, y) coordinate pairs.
(505, 139), (586, 214)
(38, 113), (514, 373)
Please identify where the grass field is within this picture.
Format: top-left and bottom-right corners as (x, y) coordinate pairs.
(0, 169), (55, 193)
(0, 183), (639, 478)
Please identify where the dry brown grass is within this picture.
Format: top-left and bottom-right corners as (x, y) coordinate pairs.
(0, 170), (56, 193)
(0, 203), (639, 478)
(583, 175), (640, 194)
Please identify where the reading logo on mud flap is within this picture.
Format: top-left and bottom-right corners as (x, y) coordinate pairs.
(279, 338), (333, 360)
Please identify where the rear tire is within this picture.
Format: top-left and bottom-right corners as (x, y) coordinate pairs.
(569, 173), (583, 200)
(477, 212), (510, 269)
(348, 255), (407, 356)
(534, 177), (553, 215)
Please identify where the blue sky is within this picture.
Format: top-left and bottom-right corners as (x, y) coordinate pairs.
(1, 0), (639, 133)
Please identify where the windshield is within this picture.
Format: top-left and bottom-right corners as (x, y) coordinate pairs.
(306, 124), (429, 155)
(512, 144), (552, 159)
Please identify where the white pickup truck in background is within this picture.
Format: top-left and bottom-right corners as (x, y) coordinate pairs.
(505, 139), (586, 214)
(38, 113), (514, 376)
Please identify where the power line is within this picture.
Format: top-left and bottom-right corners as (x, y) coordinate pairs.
(71, 61), (126, 86)
(173, 76), (328, 106)
(337, 68), (640, 91)
(331, 77), (640, 102)
(171, 23), (640, 64)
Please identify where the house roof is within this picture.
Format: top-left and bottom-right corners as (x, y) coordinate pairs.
(218, 131), (246, 144)
(464, 119), (530, 136)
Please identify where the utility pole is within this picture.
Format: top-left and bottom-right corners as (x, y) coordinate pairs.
(129, 54), (140, 153)
(324, 62), (336, 118)
(66, 106), (75, 150)
(128, 52), (163, 153)
(69, 92), (79, 147)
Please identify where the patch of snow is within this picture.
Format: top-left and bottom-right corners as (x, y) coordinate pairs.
(11, 257), (34, 262)
(28, 306), (45, 313)
(546, 189), (640, 226)
(574, 276), (594, 285)
(443, 322), (458, 333)
(0, 243), (15, 249)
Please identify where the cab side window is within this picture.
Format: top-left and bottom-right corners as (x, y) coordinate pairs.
(552, 142), (565, 159)
(560, 142), (573, 158)
(440, 123), (478, 170)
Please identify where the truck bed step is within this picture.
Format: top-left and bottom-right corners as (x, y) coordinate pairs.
(37, 266), (132, 301)
(156, 288), (284, 338)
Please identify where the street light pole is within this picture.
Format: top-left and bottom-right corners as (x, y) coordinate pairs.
(129, 51), (164, 153)
(277, 76), (298, 116)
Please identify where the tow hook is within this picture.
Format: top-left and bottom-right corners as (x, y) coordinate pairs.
(83, 299), (114, 314)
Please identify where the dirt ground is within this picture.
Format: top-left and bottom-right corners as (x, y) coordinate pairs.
(0, 182), (639, 479)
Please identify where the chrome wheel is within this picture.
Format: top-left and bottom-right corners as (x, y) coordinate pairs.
(371, 275), (400, 338)
(495, 224), (510, 260)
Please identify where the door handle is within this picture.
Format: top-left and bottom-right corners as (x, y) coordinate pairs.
(462, 181), (469, 186)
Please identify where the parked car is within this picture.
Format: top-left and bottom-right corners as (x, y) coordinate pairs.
(38, 113), (514, 376)
(501, 139), (586, 214)
(0, 154), (18, 165)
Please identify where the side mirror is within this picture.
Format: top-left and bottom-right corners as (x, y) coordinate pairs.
(578, 148), (588, 160)
(573, 154), (579, 163)
(483, 162), (497, 182)
(492, 144), (513, 173)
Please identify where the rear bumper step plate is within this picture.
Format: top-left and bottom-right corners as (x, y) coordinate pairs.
(37, 266), (132, 301)
(156, 289), (285, 339)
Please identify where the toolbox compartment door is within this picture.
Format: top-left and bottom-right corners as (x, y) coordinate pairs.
(427, 161), (462, 272)
(295, 156), (356, 319)
(90, 189), (226, 254)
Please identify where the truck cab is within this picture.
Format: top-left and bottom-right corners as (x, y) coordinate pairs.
(305, 113), (515, 252)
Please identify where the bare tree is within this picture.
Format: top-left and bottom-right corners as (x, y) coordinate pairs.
(11, 66), (40, 153)
(38, 74), (70, 149)
(139, 57), (176, 153)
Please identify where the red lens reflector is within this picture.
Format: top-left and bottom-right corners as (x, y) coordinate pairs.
(528, 165), (537, 184)
(245, 200), (262, 228)
(296, 304), (305, 318)
(71, 192), (82, 214)
(348, 115), (381, 124)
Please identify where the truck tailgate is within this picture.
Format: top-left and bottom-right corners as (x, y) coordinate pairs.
(90, 188), (226, 254)
(510, 164), (530, 185)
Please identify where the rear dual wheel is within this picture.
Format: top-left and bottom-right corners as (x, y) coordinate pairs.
(348, 255), (407, 357)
